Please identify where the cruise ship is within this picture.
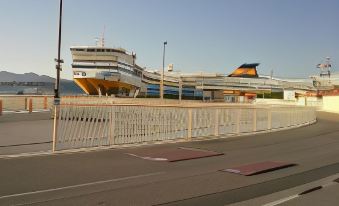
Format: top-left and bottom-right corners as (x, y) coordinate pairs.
(70, 44), (142, 97)
(70, 41), (322, 101)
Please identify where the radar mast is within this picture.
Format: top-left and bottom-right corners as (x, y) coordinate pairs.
(317, 57), (331, 78)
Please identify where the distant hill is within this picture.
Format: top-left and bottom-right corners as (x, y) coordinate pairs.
(0, 71), (56, 82)
(0, 71), (84, 95)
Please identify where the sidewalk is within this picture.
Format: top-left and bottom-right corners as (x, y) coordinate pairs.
(0, 112), (53, 155)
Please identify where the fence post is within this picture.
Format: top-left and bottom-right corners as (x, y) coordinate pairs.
(52, 104), (60, 152)
(236, 109), (241, 134)
(253, 109), (257, 132)
(187, 108), (192, 141)
(109, 106), (115, 145)
(267, 108), (272, 130)
(44, 96), (48, 109)
(29, 99), (33, 113)
(0, 100), (2, 116)
(214, 109), (219, 136)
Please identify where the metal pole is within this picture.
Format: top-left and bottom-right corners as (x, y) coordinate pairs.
(54, 0), (63, 102)
(52, 0), (63, 152)
(161, 41), (167, 100)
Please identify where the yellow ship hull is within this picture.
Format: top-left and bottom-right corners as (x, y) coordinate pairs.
(74, 78), (135, 96)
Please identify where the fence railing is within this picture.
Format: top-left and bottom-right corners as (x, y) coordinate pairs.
(53, 104), (316, 151)
(60, 96), (205, 105)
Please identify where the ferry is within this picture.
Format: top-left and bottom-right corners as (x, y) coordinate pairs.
(70, 40), (321, 101)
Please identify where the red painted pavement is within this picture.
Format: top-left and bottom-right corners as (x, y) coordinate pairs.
(223, 161), (297, 176)
(127, 147), (224, 162)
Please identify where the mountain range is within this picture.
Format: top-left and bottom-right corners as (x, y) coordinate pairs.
(0, 71), (83, 94)
(0, 71), (68, 82)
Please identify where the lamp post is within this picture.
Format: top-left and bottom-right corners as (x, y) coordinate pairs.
(54, 0), (63, 103)
(161, 41), (167, 99)
(52, 0), (63, 152)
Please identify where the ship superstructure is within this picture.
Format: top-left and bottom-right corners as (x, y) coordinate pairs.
(71, 43), (144, 97)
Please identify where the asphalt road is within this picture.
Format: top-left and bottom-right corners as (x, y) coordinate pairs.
(0, 111), (339, 206)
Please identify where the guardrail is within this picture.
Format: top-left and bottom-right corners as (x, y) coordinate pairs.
(61, 96), (204, 105)
(52, 104), (316, 151)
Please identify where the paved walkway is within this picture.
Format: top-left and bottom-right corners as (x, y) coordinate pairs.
(0, 112), (52, 155)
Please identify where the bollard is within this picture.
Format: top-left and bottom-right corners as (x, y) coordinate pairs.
(25, 98), (28, 110)
(43, 96), (48, 109)
(0, 100), (2, 116)
(29, 99), (33, 113)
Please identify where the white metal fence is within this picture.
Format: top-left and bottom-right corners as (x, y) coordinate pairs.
(53, 104), (316, 151)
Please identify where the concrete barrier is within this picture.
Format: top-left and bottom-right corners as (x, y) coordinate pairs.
(0, 95), (53, 112)
(322, 96), (339, 113)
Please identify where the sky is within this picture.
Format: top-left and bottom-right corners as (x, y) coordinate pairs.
(0, 0), (338, 80)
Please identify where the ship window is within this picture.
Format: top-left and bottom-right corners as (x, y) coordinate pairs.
(106, 49), (112, 52)
(97, 49), (104, 52)
(75, 48), (85, 51)
(87, 49), (95, 52)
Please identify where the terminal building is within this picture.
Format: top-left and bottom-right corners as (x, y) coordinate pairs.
(139, 63), (315, 102)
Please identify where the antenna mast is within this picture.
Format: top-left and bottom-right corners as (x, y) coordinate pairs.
(95, 26), (106, 47)
(101, 25), (105, 47)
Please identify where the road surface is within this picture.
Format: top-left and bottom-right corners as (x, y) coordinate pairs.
(0, 111), (339, 205)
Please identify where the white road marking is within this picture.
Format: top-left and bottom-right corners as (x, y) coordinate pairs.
(322, 181), (337, 188)
(0, 171), (164, 200)
(261, 179), (339, 206)
(126, 153), (168, 161)
(262, 195), (299, 206)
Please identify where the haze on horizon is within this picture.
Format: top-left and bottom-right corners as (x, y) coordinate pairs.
(0, 0), (338, 80)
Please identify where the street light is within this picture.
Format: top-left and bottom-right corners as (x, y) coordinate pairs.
(161, 41), (167, 99)
(54, 0), (63, 103)
(52, 0), (63, 152)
